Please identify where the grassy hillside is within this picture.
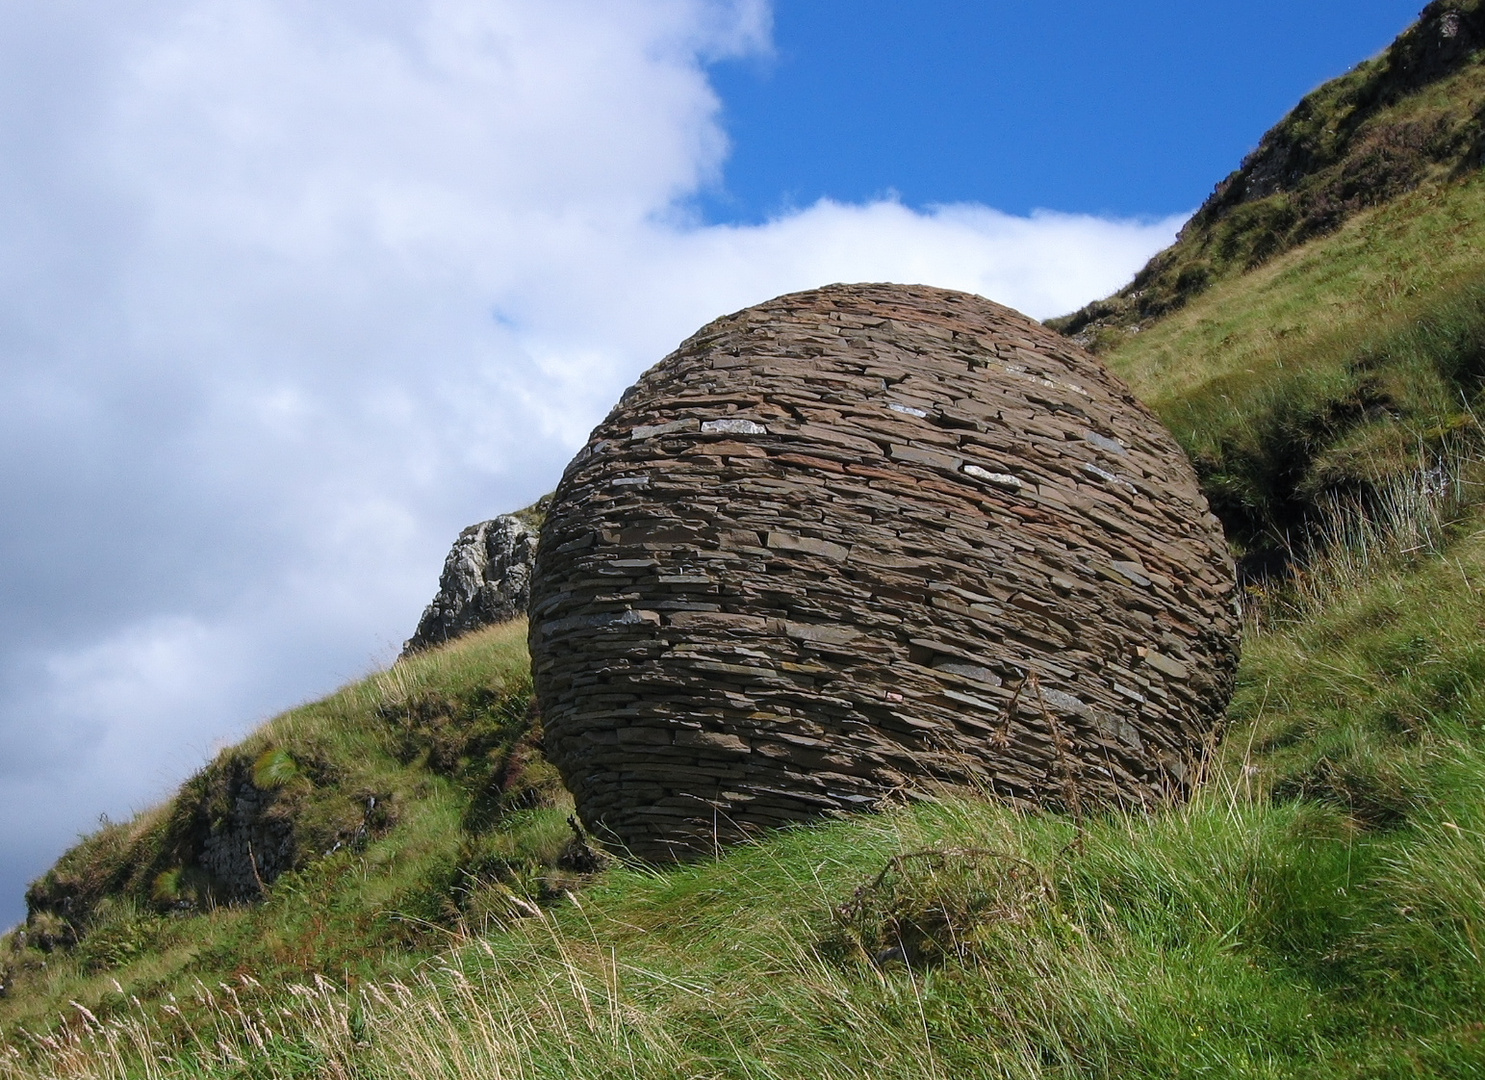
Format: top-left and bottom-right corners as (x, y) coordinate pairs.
(0, 621), (592, 1036)
(1101, 171), (1485, 572)
(5, 498), (1485, 1076)
(1051, 0), (1485, 349)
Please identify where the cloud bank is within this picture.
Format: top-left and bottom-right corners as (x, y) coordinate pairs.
(0, 0), (1181, 923)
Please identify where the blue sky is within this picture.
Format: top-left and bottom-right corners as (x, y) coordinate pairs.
(706, 0), (1420, 221)
(0, 0), (1432, 924)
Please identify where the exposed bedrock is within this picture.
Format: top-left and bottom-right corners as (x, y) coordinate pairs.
(529, 283), (1239, 860)
(403, 516), (539, 657)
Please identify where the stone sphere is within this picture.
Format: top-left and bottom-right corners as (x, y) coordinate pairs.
(530, 283), (1238, 859)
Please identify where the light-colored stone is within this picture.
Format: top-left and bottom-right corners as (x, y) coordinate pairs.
(402, 516), (538, 656)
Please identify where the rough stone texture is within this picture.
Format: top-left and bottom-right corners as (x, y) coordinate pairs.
(403, 516), (539, 656)
(530, 283), (1239, 860)
(185, 757), (298, 903)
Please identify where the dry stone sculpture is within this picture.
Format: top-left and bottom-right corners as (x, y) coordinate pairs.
(403, 516), (539, 657)
(529, 283), (1239, 859)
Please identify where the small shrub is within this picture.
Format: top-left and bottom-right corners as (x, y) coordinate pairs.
(252, 748), (300, 789)
(70, 899), (171, 975)
(1270, 753), (1413, 829)
(824, 847), (1057, 967)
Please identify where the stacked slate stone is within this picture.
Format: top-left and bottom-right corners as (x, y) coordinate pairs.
(529, 283), (1239, 860)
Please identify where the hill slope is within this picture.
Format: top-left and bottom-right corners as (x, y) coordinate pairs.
(1050, 2), (1485, 574)
(6, 526), (1485, 1076)
(0, 621), (594, 1034)
(1051, 0), (1485, 352)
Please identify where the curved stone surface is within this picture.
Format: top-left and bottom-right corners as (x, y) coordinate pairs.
(530, 283), (1238, 859)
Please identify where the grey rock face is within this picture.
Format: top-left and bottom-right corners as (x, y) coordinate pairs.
(191, 757), (297, 903)
(403, 516), (539, 656)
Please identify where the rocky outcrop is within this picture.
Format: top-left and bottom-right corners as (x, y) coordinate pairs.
(178, 755), (298, 903)
(403, 516), (539, 656)
(22, 745), (393, 938)
(530, 283), (1239, 860)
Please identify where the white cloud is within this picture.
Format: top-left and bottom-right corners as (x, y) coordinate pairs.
(0, 0), (1179, 923)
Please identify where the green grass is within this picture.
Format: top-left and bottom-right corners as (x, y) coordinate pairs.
(1093, 172), (1485, 567)
(1108, 175), (1485, 408)
(0, 620), (584, 1038)
(1052, 4), (1485, 344)
(6, 508), (1485, 1076)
